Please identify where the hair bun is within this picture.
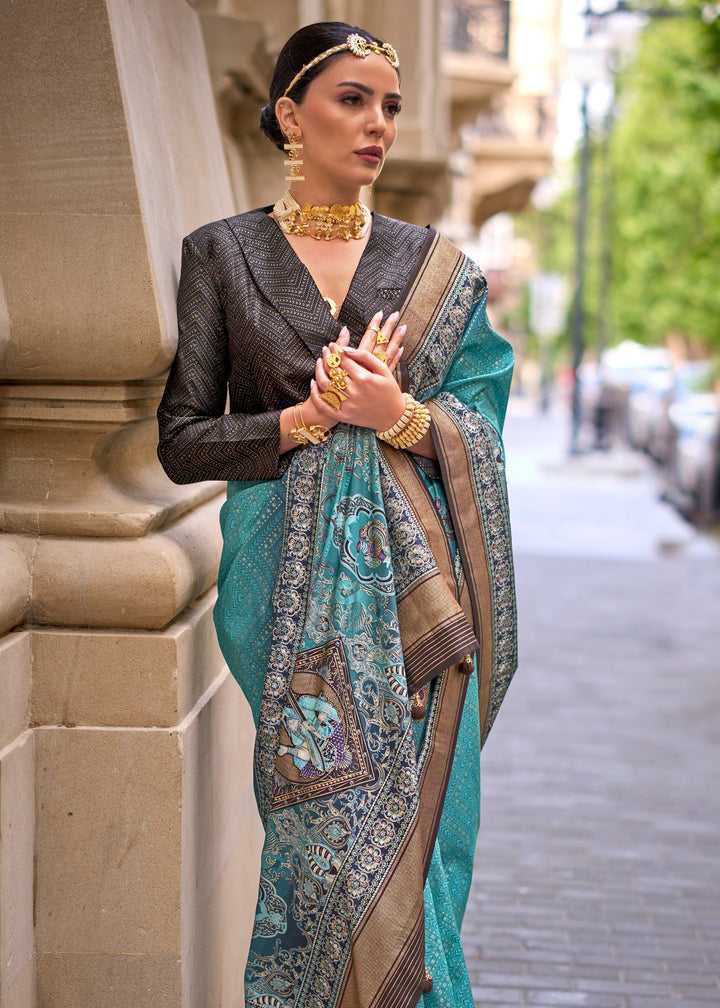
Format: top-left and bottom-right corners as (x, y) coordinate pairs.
(259, 102), (285, 150)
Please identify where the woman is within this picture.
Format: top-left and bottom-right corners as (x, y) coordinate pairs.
(157, 21), (516, 1008)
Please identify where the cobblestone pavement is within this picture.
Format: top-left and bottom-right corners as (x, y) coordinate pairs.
(462, 398), (720, 1008)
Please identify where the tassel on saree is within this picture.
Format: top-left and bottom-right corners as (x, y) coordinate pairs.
(411, 688), (427, 720)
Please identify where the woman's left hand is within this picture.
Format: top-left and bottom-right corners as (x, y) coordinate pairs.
(332, 311), (406, 376)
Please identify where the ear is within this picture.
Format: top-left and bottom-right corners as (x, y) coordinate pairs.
(275, 97), (302, 139)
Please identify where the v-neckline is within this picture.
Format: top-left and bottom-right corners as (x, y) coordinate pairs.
(265, 210), (377, 335)
(225, 209), (409, 358)
(270, 215), (373, 324)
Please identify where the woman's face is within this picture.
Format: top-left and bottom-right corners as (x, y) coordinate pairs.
(289, 52), (401, 198)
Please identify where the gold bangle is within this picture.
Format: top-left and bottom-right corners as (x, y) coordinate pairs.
(383, 394), (413, 437)
(377, 396), (431, 449)
(289, 426), (330, 445)
(289, 402), (331, 445)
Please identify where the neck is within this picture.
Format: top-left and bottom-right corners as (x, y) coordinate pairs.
(288, 183), (366, 207)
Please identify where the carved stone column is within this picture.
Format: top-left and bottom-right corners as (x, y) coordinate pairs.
(0, 2), (263, 1005)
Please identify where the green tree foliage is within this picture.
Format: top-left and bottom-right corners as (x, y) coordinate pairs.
(516, 3), (720, 359)
(610, 3), (720, 351)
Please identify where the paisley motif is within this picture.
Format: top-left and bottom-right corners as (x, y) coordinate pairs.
(332, 495), (395, 591)
(255, 878), (288, 938)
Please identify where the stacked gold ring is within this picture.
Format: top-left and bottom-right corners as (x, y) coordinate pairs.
(372, 324), (390, 362)
(320, 351), (349, 410)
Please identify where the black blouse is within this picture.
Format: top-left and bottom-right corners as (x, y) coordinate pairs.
(157, 210), (428, 484)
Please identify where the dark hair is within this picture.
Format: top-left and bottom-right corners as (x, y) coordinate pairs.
(259, 22), (388, 150)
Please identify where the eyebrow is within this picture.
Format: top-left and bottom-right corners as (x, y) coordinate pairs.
(335, 80), (402, 100)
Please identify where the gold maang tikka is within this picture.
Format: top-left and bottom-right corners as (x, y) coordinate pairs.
(284, 133), (304, 182)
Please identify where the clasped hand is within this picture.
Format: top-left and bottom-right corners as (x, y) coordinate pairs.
(309, 310), (406, 433)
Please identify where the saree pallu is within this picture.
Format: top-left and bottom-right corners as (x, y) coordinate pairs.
(214, 230), (516, 1008)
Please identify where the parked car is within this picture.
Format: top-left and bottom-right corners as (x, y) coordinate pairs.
(652, 360), (717, 462)
(580, 341), (673, 449)
(664, 392), (720, 527)
(626, 367), (674, 456)
(599, 341), (672, 393)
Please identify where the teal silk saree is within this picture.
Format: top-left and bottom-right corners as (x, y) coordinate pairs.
(213, 225), (516, 1008)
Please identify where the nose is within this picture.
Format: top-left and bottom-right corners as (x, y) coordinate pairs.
(366, 101), (386, 136)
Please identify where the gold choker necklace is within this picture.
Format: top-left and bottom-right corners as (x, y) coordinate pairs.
(273, 192), (371, 241)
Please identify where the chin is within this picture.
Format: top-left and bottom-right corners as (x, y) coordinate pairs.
(358, 169), (380, 189)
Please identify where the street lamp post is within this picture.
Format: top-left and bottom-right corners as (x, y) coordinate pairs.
(569, 67), (592, 455)
(569, 1), (606, 455)
(568, 1), (692, 455)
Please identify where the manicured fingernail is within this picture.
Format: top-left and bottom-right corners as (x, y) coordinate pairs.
(374, 311), (384, 320)
(343, 346), (357, 354)
(399, 324), (407, 335)
(311, 378), (317, 389)
(340, 326), (349, 337)
(389, 311), (399, 322)
(398, 347), (405, 358)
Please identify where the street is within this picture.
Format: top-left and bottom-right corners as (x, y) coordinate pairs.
(463, 397), (720, 1008)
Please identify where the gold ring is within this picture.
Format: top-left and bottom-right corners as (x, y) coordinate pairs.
(375, 331), (389, 346)
(373, 350), (388, 363)
(367, 324), (381, 335)
(320, 351), (349, 410)
(321, 382), (349, 409)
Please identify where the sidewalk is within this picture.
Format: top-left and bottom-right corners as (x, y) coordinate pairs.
(462, 397), (720, 1008)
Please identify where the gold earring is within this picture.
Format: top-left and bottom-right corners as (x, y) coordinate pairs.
(284, 132), (304, 182)
(368, 167), (382, 197)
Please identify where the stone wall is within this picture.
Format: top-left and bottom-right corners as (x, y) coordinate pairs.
(0, 2), (265, 1005)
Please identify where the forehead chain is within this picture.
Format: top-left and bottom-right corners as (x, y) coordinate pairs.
(282, 33), (399, 99)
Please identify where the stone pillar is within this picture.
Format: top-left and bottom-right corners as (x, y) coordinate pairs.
(0, 563), (34, 1008)
(0, 2), (263, 1005)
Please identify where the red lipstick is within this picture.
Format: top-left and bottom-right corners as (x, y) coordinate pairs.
(355, 146), (383, 164)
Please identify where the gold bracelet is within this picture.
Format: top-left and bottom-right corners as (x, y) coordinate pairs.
(378, 394), (414, 441)
(377, 396), (431, 449)
(289, 403), (331, 445)
(382, 394), (413, 437)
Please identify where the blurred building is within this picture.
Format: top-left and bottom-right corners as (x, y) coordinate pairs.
(441, 0), (561, 242)
(0, 2), (559, 1005)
